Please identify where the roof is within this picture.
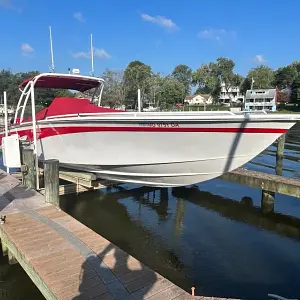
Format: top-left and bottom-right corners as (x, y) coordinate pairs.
(185, 94), (212, 101)
(196, 94), (211, 100)
(245, 89), (276, 99)
(184, 96), (194, 100)
(18, 73), (104, 92)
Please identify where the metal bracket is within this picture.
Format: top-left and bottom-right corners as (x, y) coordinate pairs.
(0, 215), (6, 225)
(20, 164), (28, 173)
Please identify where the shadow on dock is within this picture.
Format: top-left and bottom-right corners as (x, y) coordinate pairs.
(73, 242), (158, 300)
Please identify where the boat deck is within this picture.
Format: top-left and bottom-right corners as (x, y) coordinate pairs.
(0, 170), (237, 300)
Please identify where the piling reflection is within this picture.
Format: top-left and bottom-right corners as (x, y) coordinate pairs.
(174, 198), (186, 238)
(172, 186), (300, 241)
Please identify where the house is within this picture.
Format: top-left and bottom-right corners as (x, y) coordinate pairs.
(219, 82), (244, 106)
(244, 89), (277, 111)
(184, 94), (213, 105)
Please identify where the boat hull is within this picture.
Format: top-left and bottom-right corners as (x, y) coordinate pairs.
(1, 117), (295, 187)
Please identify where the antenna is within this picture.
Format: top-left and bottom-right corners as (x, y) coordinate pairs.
(90, 33), (94, 77)
(49, 26), (55, 73)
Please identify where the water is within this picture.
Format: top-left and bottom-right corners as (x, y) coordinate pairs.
(2, 124), (300, 299)
(0, 253), (44, 300)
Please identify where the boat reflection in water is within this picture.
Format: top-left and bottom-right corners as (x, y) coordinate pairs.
(60, 182), (300, 300)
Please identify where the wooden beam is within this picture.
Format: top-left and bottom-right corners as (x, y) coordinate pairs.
(220, 168), (300, 198)
(39, 183), (107, 196)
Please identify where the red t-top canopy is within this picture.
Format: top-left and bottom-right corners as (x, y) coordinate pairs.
(23, 97), (124, 122)
(18, 73), (103, 92)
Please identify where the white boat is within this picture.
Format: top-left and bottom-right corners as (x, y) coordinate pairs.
(0, 72), (299, 187)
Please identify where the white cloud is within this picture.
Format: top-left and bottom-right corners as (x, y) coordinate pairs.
(21, 43), (34, 56)
(73, 12), (85, 22)
(94, 48), (111, 59)
(72, 47), (111, 59)
(253, 54), (267, 64)
(141, 13), (178, 30)
(197, 28), (235, 43)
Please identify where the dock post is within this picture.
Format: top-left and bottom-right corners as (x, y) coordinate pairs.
(21, 148), (36, 189)
(261, 190), (275, 214)
(44, 159), (59, 207)
(276, 134), (285, 176)
(276, 133), (285, 160)
(8, 249), (17, 265)
(1, 240), (8, 256)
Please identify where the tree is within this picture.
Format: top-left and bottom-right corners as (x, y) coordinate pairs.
(146, 73), (165, 107)
(273, 66), (297, 89)
(247, 66), (274, 89)
(192, 63), (218, 94)
(171, 64), (192, 95)
(101, 69), (125, 108)
(160, 78), (185, 108)
(291, 75), (300, 104)
(277, 90), (291, 104)
(123, 61), (152, 108)
(240, 77), (251, 95)
(290, 61), (300, 74)
(0, 69), (74, 108)
(192, 57), (242, 105)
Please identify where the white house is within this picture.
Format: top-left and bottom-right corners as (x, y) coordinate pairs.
(244, 89), (277, 111)
(219, 82), (244, 106)
(184, 94), (213, 105)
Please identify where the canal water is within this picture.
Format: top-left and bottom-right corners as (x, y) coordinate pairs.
(1, 123), (300, 299)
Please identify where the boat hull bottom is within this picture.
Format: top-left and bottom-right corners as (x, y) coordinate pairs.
(60, 155), (255, 187)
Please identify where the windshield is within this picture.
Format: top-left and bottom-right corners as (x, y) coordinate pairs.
(76, 82), (103, 105)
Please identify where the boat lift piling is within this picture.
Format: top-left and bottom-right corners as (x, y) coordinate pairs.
(276, 133), (286, 161)
(43, 159), (60, 207)
(3, 91), (9, 174)
(20, 146), (36, 189)
(138, 88), (141, 112)
(30, 81), (40, 191)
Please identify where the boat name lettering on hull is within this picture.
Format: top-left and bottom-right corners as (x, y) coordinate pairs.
(138, 122), (179, 128)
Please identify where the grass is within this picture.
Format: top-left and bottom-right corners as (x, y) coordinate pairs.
(273, 110), (300, 114)
(182, 105), (234, 112)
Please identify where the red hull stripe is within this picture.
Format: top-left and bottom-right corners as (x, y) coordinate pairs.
(3, 126), (287, 141)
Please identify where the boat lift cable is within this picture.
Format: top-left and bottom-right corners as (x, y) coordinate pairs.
(30, 81), (39, 190)
(3, 91), (9, 174)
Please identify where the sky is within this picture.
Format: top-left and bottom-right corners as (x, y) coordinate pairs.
(0, 0), (299, 77)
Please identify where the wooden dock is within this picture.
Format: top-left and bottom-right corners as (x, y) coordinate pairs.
(0, 170), (237, 300)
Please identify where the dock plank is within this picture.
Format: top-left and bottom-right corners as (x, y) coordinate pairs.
(0, 169), (238, 300)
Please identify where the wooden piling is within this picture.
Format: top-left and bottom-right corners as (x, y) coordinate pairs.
(21, 148), (36, 189)
(261, 190), (275, 214)
(276, 133), (286, 161)
(8, 249), (17, 265)
(43, 159), (59, 207)
(1, 240), (8, 256)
